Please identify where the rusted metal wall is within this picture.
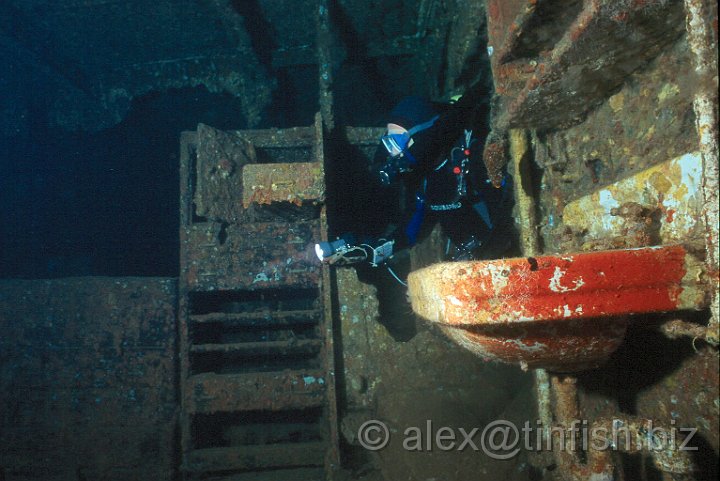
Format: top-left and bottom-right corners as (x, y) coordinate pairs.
(0, 277), (178, 481)
(410, 1), (719, 479)
(496, 0), (719, 478)
(487, 0), (687, 131)
(535, 38), (703, 255)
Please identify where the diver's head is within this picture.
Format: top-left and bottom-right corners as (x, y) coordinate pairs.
(377, 98), (439, 185)
(380, 96), (438, 159)
(388, 96), (435, 131)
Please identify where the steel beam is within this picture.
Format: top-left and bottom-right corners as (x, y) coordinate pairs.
(488, 0), (686, 129)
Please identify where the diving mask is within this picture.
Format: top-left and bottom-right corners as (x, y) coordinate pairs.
(381, 123), (412, 158)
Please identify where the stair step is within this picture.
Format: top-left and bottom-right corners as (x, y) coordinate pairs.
(190, 339), (323, 356)
(184, 221), (322, 291)
(185, 371), (327, 413)
(242, 162), (325, 207)
(190, 309), (322, 326)
(200, 467), (325, 481)
(185, 443), (325, 473)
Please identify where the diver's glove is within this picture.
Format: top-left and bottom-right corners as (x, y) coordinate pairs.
(314, 235), (394, 267)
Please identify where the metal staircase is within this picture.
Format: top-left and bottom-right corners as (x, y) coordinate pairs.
(178, 114), (338, 480)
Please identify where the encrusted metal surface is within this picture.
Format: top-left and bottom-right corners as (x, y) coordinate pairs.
(634, 345), (719, 452)
(317, 0), (334, 131)
(410, 246), (708, 325)
(0, 278), (178, 480)
(183, 220), (322, 291)
(178, 113), (339, 479)
(489, 0), (687, 130)
(185, 371), (327, 414)
(482, 1), (719, 478)
(335, 267), (535, 480)
(534, 38), (700, 255)
(684, 0), (720, 345)
(563, 152), (705, 245)
(194, 124), (257, 224)
(242, 161), (325, 207)
(193, 123), (321, 224)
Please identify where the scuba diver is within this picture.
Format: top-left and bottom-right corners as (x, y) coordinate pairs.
(315, 84), (513, 280)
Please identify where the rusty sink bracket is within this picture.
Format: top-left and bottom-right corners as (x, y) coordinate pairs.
(546, 375), (697, 481)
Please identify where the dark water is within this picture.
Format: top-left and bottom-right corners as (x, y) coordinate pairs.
(1, 87), (251, 278)
(1, 58), (411, 280)
(0, 0), (438, 281)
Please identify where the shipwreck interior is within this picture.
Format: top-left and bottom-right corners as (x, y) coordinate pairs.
(0, 1), (718, 481)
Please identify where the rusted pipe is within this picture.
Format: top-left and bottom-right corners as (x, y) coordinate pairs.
(535, 368), (553, 440)
(510, 128), (540, 255)
(659, 319), (708, 341)
(510, 128), (554, 437)
(550, 375), (588, 480)
(590, 417), (697, 479)
(549, 374), (618, 481)
(549, 376), (695, 480)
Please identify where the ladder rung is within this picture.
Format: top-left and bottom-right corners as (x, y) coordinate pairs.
(184, 442), (326, 473)
(200, 467), (325, 481)
(190, 309), (322, 325)
(190, 339), (323, 355)
(185, 371), (327, 413)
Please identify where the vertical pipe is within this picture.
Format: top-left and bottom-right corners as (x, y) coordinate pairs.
(534, 368), (553, 435)
(509, 129), (540, 255)
(684, 0), (719, 345)
(509, 129), (554, 443)
(550, 375), (582, 476)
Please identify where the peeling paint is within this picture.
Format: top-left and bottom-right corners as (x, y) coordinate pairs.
(549, 266), (585, 293)
(408, 246), (709, 371)
(564, 152), (704, 244)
